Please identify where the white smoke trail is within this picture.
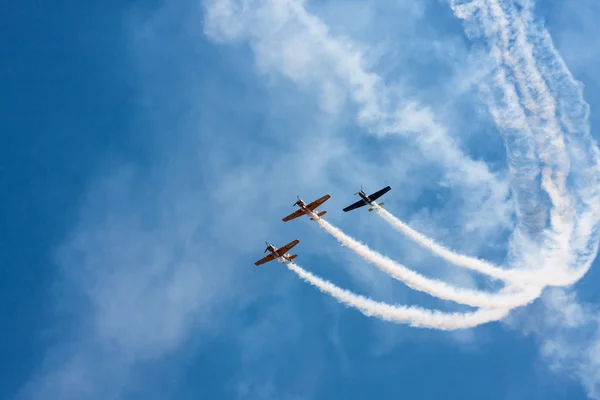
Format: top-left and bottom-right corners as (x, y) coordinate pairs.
(311, 215), (541, 309)
(453, 0), (574, 248)
(284, 261), (510, 330)
(373, 206), (521, 281)
(485, 0), (576, 270)
(372, 206), (580, 286)
(448, 0), (600, 287)
(521, 7), (600, 278)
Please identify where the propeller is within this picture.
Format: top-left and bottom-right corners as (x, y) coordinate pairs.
(293, 195), (300, 206)
(354, 185), (363, 196)
(264, 241), (269, 253)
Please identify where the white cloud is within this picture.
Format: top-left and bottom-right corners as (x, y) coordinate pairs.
(506, 288), (600, 398)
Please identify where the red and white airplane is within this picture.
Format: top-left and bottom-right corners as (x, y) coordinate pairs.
(254, 239), (300, 266)
(282, 194), (330, 222)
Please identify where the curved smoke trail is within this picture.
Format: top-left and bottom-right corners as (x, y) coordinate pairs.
(443, 0), (600, 289)
(285, 261), (510, 330)
(372, 206), (586, 286)
(313, 216), (541, 309)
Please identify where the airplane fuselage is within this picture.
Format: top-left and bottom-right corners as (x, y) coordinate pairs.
(266, 244), (292, 262)
(357, 190), (371, 204)
(357, 190), (383, 212)
(266, 244), (278, 255)
(295, 199), (316, 217)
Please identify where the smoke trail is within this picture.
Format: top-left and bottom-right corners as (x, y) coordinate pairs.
(521, 6), (600, 280)
(454, 0), (574, 245)
(311, 215), (541, 309)
(285, 261), (511, 330)
(372, 206), (579, 286)
(487, 0), (575, 268)
(449, 0), (600, 287)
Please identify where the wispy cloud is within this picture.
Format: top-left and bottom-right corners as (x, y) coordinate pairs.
(505, 288), (600, 398)
(203, 0), (513, 232)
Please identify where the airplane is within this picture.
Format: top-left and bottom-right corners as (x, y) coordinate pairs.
(254, 239), (300, 266)
(282, 194), (330, 222)
(343, 185), (391, 212)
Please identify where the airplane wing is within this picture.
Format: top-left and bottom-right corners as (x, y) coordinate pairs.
(343, 186), (391, 212)
(282, 208), (305, 222)
(306, 194), (331, 210)
(367, 186), (391, 201)
(276, 239), (299, 254)
(254, 253), (276, 266)
(343, 198), (367, 212)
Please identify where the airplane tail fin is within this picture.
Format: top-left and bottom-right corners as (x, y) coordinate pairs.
(368, 203), (384, 212)
(310, 211), (327, 220)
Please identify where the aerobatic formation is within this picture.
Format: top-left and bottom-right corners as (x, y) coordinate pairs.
(255, 186), (390, 267)
(254, 0), (600, 331)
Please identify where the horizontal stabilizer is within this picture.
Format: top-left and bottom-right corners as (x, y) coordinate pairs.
(368, 203), (384, 212)
(288, 254), (298, 260)
(310, 210), (327, 220)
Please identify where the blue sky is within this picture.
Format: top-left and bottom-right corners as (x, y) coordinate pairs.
(3, 0), (600, 399)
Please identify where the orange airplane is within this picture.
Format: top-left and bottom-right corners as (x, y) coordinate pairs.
(282, 194), (330, 222)
(254, 240), (300, 266)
